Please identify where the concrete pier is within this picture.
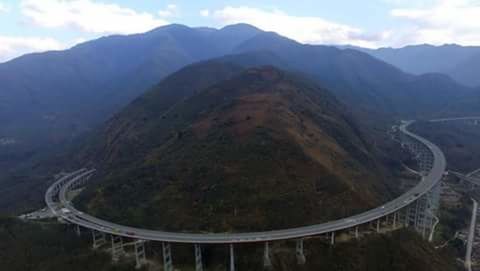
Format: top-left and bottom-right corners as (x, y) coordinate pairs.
(92, 230), (106, 249)
(263, 242), (272, 268)
(134, 240), (147, 269)
(194, 244), (203, 271)
(296, 239), (306, 265)
(75, 224), (81, 236)
(229, 244), (235, 271)
(111, 235), (125, 262)
(162, 242), (173, 271)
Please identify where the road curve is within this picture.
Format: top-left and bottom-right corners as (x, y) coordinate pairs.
(46, 120), (446, 244)
(430, 117), (480, 123)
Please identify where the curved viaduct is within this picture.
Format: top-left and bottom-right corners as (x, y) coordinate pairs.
(45, 119), (456, 270)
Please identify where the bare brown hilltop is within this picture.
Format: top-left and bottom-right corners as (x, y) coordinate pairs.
(77, 64), (396, 232)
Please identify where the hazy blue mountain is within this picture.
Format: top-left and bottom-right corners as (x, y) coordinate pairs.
(347, 44), (480, 87)
(2, 24), (475, 173)
(235, 33), (474, 119)
(449, 53), (480, 87)
(1, 24), (478, 214)
(0, 23), (261, 176)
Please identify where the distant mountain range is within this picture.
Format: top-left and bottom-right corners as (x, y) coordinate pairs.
(0, 22), (474, 271)
(346, 44), (480, 87)
(1, 23), (479, 213)
(232, 33), (475, 120)
(1, 24), (476, 162)
(0, 24), (262, 178)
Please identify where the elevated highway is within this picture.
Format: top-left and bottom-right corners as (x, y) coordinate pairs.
(45, 119), (448, 270)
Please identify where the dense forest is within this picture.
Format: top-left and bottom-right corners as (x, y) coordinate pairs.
(0, 216), (460, 271)
(0, 217), (142, 271)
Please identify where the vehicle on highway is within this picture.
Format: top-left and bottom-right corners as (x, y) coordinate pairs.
(61, 208), (71, 214)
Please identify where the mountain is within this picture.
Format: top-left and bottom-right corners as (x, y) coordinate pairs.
(76, 65), (395, 232)
(234, 33), (475, 119)
(348, 44), (480, 87)
(449, 52), (480, 87)
(1, 24), (478, 214)
(1, 25), (474, 172)
(2, 25), (475, 171)
(0, 23), (264, 214)
(0, 23), (261, 182)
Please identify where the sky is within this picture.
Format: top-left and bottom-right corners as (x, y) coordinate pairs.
(0, 0), (480, 62)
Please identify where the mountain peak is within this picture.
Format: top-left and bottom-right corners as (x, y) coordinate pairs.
(77, 61), (391, 232)
(145, 23), (192, 34)
(220, 23), (261, 32)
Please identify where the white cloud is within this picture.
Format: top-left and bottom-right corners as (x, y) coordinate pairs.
(0, 2), (9, 13)
(158, 4), (178, 18)
(200, 9), (210, 17)
(0, 36), (63, 63)
(20, 0), (168, 34)
(212, 6), (386, 48)
(390, 0), (480, 46)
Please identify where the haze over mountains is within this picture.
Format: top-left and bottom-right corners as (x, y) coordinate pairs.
(350, 44), (480, 87)
(1, 23), (480, 214)
(0, 17), (477, 271)
(0, 24), (261, 171)
(0, 24), (475, 157)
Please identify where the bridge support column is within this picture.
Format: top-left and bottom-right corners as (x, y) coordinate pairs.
(330, 232), (335, 245)
(355, 226), (359, 239)
(296, 239), (306, 265)
(263, 242), (272, 268)
(408, 205), (416, 227)
(134, 240), (147, 269)
(194, 244), (203, 271)
(229, 244), (235, 271)
(376, 219), (380, 233)
(393, 212), (397, 229)
(398, 211), (403, 227)
(92, 230), (106, 249)
(75, 224), (81, 236)
(162, 242), (173, 271)
(421, 198), (428, 239)
(414, 199), (421, 229)
(111, 235), (125, 262)
(413, 197), (429, 239)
